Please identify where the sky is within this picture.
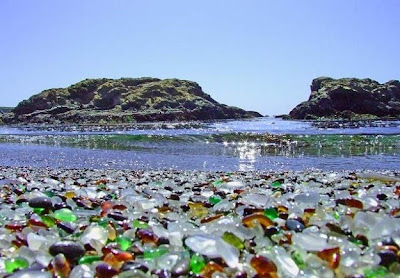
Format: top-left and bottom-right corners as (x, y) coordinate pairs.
(1, 1), (399, 116)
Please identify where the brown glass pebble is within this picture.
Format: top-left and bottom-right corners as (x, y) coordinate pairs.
(202, 261), (224, 278)
(242, 213), (273, 228)
(317, 247), (341, 269)
(250, 255), (277, 276)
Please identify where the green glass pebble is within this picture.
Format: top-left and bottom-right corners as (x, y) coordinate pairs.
(44, 191), (55, 197)
(213, 179), (223, 186)
(110, 193), (117, 199)
(222, 232), (244, 250)
(54, 208), (77, 222)
(79, 255), (102, 265)
(190, 253), (205, 274)
(264, 207), (278, 220)
(33, 208), (45, 215)
(271, 181), (282, 187)
(349, 236), (363, 246)
(364, 266), (388, 278)
(333, 211), (340, 220)
(97, 218), (109, 227)
(134, 219), (149, 229)
(291, 251), (306, 270)
(116, 235), (132, 251)
(144, 247), (168, 259)
(41, 215), (56, 227)
(5, 257), (29, 273)
(209, 195), (222, 205)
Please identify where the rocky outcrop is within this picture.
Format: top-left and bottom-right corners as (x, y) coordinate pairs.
(289, 77), (400, 120)
(2, 78), (261, 124)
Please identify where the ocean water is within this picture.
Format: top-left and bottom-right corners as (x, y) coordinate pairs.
(0, 117), (399, 171)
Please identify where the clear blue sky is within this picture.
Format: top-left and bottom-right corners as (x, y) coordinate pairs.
(1, 0), (399, 116)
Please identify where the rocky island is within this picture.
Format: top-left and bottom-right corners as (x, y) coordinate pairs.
(289, 77), (400, 120)
(1, 78), (261, 124)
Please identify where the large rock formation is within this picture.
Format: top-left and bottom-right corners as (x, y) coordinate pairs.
(2, 78), (261, 124)
(289, 77), (400, 120)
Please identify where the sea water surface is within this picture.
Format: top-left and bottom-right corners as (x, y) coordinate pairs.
(0, 117), (399, 171)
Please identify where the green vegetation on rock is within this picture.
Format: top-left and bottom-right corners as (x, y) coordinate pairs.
(4, 77), (261, 124)
(289, 77), (400, 120)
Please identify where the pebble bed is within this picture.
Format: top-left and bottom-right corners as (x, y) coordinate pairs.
(0, 166), (400, 278)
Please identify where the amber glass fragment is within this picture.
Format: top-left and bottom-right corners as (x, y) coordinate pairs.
(110, 249), (134, 261)
(391, 208), (400, 218)
(103, 253), (124, 270)
(202, 261), (224, 278)
(53, 254), (71, 278)
(318, 247), (341, 269)
(200, 214), (223, 224)
(250, 255), (278, 277)
(243, 213), (274, 228)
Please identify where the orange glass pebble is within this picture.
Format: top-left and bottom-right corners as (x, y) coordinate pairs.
(111, 249), (134, 261)
(101, 201), (114, 212)
(202, 261), (224, 278)
(378, 245), (399, 253)
(200, 214), (223, 224)
(243, 213), (274, 228)
(250, 255), (278, 277)
(53, 254), (71, 278)
(318, 247), (341, 269)
(103, 253), (123, 270)
(391, 208), (400, 218)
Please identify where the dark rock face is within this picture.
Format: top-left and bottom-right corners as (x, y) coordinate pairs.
(289, 77), (400, 120)
(2, 78), (261, 124)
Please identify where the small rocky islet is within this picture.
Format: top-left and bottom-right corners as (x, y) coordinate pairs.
(288, 77), (400, 120)
(0, 77), (261, 125)
(0, 167), (400, 277)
